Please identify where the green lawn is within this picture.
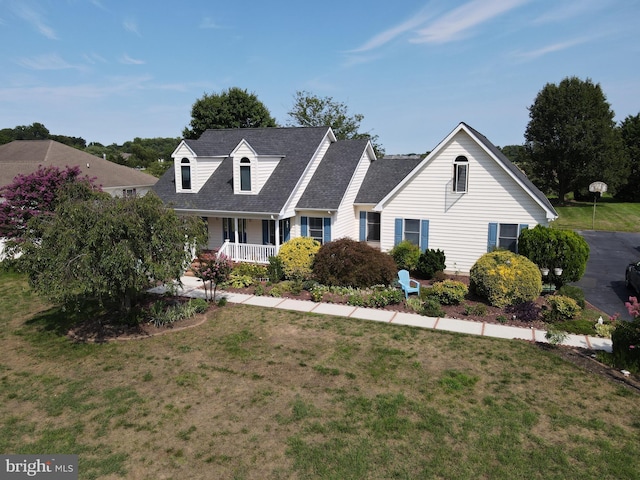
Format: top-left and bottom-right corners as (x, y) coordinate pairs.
(553, 200), (640, 232)
(1, 271), (639, 479)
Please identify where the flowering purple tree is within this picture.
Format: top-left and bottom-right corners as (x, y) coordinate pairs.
(0, 165), (96, 243)
(191, 251), (233, 301)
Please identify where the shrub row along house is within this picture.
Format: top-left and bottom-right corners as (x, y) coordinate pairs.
(153, 123), (558, 273)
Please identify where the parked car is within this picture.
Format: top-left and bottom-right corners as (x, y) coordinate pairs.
(626, 261), (640, 294)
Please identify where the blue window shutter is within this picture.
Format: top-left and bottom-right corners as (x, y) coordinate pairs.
(394, 218), (402, 246)
(301, 216), (308, 237)
(359, 212), (366, 241)
(420, 220), (429, 252)
(323, 217), (331, 244)
(487, 223), (498, 252)
(283, 219), (291, 242)
(262, 220), (269, 245)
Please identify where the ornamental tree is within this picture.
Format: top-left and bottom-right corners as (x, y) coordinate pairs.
(191, 251), (233, 301)
(0, 165), (97, 242)
(22, 190), (206, 314)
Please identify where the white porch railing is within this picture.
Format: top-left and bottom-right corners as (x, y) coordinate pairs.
(217, 240), (277, 264)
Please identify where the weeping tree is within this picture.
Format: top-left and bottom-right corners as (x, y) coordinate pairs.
(22, 189), (206, 314)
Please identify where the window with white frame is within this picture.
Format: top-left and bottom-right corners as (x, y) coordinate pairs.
(498, 223), (519, 252)
(404, 219), (421, 246)
(367, 212), (380, 242)
(122, 188), (137, 197)
(240, 157), (251, 192)
(453, 155), (468, 193)
(181, 158), (191, 190)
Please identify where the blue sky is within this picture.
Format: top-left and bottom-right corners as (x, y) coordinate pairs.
(0, 0), (638, 154)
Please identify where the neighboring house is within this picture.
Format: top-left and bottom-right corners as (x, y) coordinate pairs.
(153, 123), (557, 273)
(0, 140), (158, 197)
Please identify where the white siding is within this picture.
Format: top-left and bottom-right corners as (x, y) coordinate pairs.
(380, 131), (550, 273)
(333, 149), (371, 240)
(205, 217), (265, 250)
(257, 157), (281, 192)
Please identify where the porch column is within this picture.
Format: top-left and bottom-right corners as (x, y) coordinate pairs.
(233, 217), (239, 244)
(274, 219), (280, 250)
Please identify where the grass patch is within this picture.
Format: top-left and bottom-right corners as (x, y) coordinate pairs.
(553, 200), (640, 232)
(0, 271), (639, 479)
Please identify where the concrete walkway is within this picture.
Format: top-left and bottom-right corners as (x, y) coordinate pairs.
(150, 276), (612, 353)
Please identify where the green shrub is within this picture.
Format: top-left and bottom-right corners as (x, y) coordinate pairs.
(422, 297), (445, 317)
(545, 295), (581, 322)
(463, 303), (487, 317)
(268, 280), (294, 297)
(266, 255), (285, 283)
(277, 237), (320, 281)
(347, 286), (402, 308)
(189, 298), (209, 313)
(416, 249), (446, 279)
(232, 262), (268, 279)
(430, 280), (468, 305)
(470, 250), (542, 308)
(405, 296), (424, 313)
(313, 238), (397, 288)
(611, 318), (640, 372)
(519, 225), (590, 287)
(389, 240), (421, 271)
(557, 285), (586, 308)
(225, 273), (254, 288)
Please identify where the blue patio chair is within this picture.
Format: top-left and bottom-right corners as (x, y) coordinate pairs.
(397, 269), (420, 299)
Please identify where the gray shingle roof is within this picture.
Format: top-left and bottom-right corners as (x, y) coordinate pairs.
(297, 139), (370, 210)
(461, 123), (557, 216)
(355, 156), (422, 204)
(153, 127), (333, 214)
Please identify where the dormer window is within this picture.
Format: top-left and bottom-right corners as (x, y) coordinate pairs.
(181, 158), (191, 190)
(453, 155), (468, 193)
(240, 157), (251, 191)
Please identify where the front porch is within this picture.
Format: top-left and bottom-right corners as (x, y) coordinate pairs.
(217, 240), (278, 264)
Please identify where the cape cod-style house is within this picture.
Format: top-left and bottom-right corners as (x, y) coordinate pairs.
(153, 123), (557, 273)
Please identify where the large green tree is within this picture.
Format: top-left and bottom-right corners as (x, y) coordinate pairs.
(524, 77), (627, 201)
(615, 113), (640, 201)
(183, 87), (277, 139)
(23, 190), (206, 314)
(287, 91), (385, 158)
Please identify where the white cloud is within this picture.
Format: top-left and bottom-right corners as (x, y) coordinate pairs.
(120, 54), (145, 65)
(11, 3), (57, 40)
(533, 0), (612, 24)
(123, 17), (141, 36)
(17, 53), (82, 70)
(513, 37), (592, 61)
(411, 0), (529, 44)
(199, 17), (222, 29)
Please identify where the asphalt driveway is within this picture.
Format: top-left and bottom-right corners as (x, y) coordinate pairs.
(573, 231), (640, 320)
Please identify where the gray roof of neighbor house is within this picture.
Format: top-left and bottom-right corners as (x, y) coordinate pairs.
(0, 140), (158, 189)
(461, 122), (557, 215)
(154, 127), (355, 214)
(297, 139), (370, 210)
(355, 155), (422, 204)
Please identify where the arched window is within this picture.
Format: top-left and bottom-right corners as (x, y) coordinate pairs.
(240, 157), (251, 191)
(453, 155), (468, 193)
(181, 158), (191, 190)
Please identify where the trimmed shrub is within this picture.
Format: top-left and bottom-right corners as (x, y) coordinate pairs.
(313, 238), (397, 288)
(277, 237), (320, 281)
(422, 297), (445, 317)
(545, 295), (581, 322)
(611, 319), (640, 372)
(519, 225), (589, 287)
(189, 298), (209, 313)
(557, 285), (586, 308)
(416, 248), (446, 279)
(267, 255), (285, 283)
(346, 286), (403, 308)
(429, 280), (468, 305)
(232, 262), (268, 279)
(470, 250), (542, 308)
(389, 240), (421, 271)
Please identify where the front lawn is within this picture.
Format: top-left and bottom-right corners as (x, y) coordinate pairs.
(1, 271), (638, 479)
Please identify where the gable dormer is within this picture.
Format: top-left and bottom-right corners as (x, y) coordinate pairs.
(231, 139), (282, 195)
(172, 140), (224, 193)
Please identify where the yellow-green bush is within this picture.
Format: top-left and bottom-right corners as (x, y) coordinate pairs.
(545, 295), (581, 322)
(429, 280), (468, 305)
(470, 250), (542, 308)
(277, 237), (321, 281)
